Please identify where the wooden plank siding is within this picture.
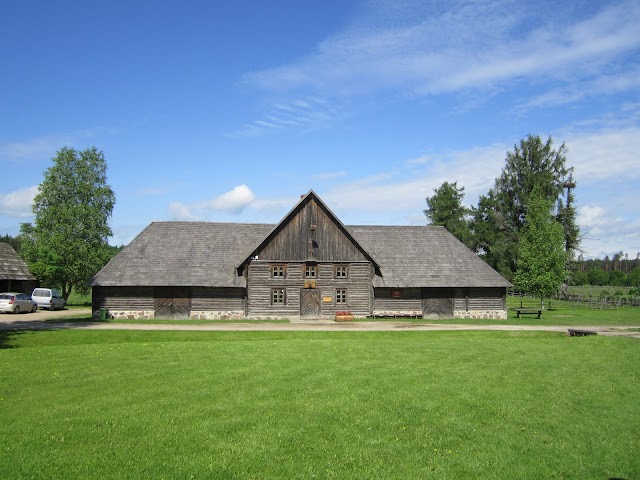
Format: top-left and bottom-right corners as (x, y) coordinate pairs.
(93, 286), (155, 311)
(93, 286), (245, 315)
(453, 287), (506, 311)
(255, 199), (368, 263)
(373, 287), (506, 318)
(373, 288), (422, 313)
(247, 261), (372, 319)
(191, 287), (245, 311)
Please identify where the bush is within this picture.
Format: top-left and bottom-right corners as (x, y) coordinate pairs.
(588, 269), (609, 286)
(570, 271), (588, 286)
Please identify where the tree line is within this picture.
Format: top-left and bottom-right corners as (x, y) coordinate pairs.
(570, 265), (640, 287)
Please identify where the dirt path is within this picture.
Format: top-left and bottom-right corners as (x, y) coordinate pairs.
(0, 307), (92, 322)
(0, 309), (638, 337)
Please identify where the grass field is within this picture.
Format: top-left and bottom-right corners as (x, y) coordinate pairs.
(1, 329), (638, 479)
(65, 290), (92, 307)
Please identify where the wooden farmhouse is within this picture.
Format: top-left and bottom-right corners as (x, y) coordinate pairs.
(91, 191), (511, 320)
(0, 243), (37, 293)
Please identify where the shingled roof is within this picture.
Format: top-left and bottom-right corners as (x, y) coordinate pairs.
(0, 243), (35, 281)
(348, 225), (511, 288)
(90, 222), (273, 287)
(91, 221), (510, 288)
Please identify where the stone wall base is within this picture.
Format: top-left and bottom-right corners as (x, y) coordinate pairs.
(371, 310), (422, 318)
(98, 310), (155, 320)
(453, 309), (507, 320)
(190, 310), (244, 320)
(96, 309), (507, 321)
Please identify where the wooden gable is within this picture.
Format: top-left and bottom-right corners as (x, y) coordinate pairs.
(239, 191), (380, 266)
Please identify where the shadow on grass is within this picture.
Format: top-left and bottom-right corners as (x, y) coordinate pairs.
(0, 329), (23, 349)
(0, 312), (116, 348)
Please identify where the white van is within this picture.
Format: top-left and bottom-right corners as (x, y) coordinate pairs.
(31, 288), (66, 310)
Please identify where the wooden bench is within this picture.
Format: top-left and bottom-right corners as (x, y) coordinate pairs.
(514, 308), (543, 319)
(567, 328), (597, 337)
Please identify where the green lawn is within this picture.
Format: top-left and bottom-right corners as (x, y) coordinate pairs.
(1, 330), (638, 479)
(502, 296), (640, 326)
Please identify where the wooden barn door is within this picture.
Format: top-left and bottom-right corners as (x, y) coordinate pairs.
(422, 288), (454, 319)
(300, 289), (320, 319)
(155, 287), (192, 320)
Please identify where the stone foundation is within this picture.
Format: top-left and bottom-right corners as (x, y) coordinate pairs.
(95, 308), (507, 321)
(371, 310), (422, 318)
(189, 310), (244, 320)
(97, 310), (155, 320)
(453, 309), (507, 320)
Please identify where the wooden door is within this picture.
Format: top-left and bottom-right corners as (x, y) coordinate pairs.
(300, 288), (320, 319)
(422, 288), (454, 319)
(155, 287), (191, 320)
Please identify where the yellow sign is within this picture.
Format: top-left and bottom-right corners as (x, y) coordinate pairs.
(323, 296), (332, 303)
(304, 280), (316, 289)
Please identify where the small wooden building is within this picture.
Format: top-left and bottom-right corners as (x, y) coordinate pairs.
(91, 191), (511, 320)
(0, 243), (37, 294)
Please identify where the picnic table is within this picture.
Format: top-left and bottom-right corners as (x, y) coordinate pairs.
(514, 308), (543, 319)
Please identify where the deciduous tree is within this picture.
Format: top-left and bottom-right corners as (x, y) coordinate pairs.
(20, 147), (115, 300)
(472, 134), (577, 280)
(514, 187), (568, 308)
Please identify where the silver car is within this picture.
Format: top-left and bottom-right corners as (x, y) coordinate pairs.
(31, 288), (65, 310)
(0, 292), (38, 314)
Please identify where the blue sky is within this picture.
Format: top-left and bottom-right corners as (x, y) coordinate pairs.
(1, 0), (639, 259)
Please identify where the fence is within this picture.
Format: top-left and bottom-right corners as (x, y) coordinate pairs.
(508, 289), (640, 309)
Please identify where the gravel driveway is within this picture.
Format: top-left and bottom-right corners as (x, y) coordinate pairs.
(0, 308), (638, 337)
(0, 307), (92, 323)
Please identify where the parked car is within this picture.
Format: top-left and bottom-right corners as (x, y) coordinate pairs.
(0, 292), (38, 314)
(31, 288), (65, 310)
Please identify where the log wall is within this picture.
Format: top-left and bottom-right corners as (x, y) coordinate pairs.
(246, 261), (372, 319)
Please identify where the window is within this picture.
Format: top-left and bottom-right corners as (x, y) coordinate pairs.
(335, 265), (348, 278)
(304, 264), (317, 278)
(272, 264), (285, 278)
(271, 288), (285, 305)
(336, 288), (347, 304)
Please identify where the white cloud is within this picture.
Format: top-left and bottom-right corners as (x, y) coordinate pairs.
(205, 185), (256, 214)
(0, 137), (67, 163)
(243, 0), (640, 101)
(230, 97), (338, 137)
(313, 170), (348, 181)
(0, 186), (38, 217)
(565, 126), (640, 181)
(578, 204), (640, 258)
(169, 202), (200, 221)
(321, 143), (507, 218)
(515, 67), (640, 111)
(168, 185), (257, 220)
